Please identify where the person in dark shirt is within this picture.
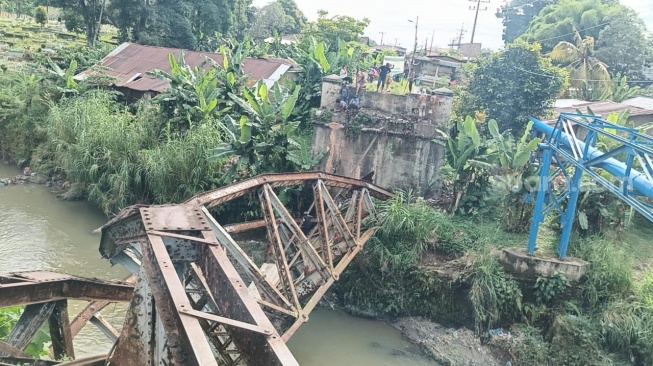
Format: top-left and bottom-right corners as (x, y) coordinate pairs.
(300, 211), (314, 235)
(376, 63), (392, 92)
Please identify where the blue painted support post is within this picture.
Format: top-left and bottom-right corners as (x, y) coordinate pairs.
(557, 168), (584, 259)
(528, 145), (553, 255)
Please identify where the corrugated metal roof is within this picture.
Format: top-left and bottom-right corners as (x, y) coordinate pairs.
(75, 43), (299, 93)
(554, 99), (590, 108)
(554, 101), (653, 118)
(623, 96), (653, 111)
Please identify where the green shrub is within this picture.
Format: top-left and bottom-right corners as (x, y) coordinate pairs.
(548, 315), (610, 366)
(508, 325), (551, 366)
(431, 215), (483, 258)
(534, 272), (570, 305)
(340, 191), (476, 324)
(0, 307), (49, 358)
(142, 120), (224, 204)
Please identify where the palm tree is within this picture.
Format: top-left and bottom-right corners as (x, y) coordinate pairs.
(550, 30), (610, 100)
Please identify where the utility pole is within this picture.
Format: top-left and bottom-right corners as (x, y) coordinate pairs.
(429, 30), (435, 55)
(407, 16), (418, 93)
(379, 31), (386, 45)
(449, 38), (457, 50)
(468, 0), (490, 44)
(448, 25), (466, 49)
(457, 26), (465, 48)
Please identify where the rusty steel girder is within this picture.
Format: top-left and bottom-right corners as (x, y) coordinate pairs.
(0, 273), (134, 365)
(0, 272), (134, 307)
(98, 172), (392, 365)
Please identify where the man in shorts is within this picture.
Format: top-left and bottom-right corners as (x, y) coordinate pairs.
(376, 63), (392, 92)
(418, 89), (428, 121)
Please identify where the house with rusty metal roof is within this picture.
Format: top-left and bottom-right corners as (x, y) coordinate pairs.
(74, 42), (300, 97)
(552, 99), (653, 127)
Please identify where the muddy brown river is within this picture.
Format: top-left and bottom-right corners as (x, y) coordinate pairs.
(0, 165), (440, 365)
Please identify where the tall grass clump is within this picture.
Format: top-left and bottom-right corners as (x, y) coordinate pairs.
(367, 190), (439, 270)
(470, 253), (522, 333)
(569, 237), (633, 308)
(47, 92), (157, 215)
(602, 270), (653, 364)
(0, 71), (50, 164)
(142, 120), (225, 204)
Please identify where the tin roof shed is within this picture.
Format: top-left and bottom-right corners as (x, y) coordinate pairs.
(75, 43), (299, 93)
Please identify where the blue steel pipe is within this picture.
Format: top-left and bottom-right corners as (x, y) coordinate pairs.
(530, 118), (653, 200)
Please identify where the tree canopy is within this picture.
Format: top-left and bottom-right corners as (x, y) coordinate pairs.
(594, 11), (653, 79)
(302, 10), (370, 50)
(248, 1), (296, 40)
(105, 0), (252, 50)
(496, 0), (557, 44)
(50, 0), (107, 47)
(277, 0), (307, 34)
(520, 0), (633, 52)
(457, 42), (568, 135)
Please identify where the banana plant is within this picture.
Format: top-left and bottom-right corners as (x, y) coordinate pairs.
(487, 119), (541, 174)
(208, 81), (303, 180)
(444, 116), (493, 214)
(150, 52), (226, 128)
(486, 119), (541, 232)
(47, 59), (80, 94)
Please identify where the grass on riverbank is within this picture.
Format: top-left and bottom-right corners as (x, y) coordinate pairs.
(342, 189), (653, 365)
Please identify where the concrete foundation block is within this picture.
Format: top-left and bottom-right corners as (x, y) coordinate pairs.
(499, 248), (589, 281)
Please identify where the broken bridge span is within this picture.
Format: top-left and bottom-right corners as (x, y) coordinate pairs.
(0, 172), (393, 365)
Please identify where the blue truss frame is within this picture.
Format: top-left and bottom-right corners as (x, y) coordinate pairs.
(528, 113), (653, 259)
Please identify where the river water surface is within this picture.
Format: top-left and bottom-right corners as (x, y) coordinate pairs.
(0, 164), (439, 366)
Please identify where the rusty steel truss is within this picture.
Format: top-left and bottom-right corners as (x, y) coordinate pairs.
(0, 272), (134, 365)
(0, 172), (393, 365)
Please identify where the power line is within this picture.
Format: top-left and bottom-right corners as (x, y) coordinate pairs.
(513, 66), (653, 84)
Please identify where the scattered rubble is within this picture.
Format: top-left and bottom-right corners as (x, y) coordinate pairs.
(390, 317), (502, 366)
(0, 170), (44, 186)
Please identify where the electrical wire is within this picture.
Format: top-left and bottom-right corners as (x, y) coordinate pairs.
(513, 66), (653, 84)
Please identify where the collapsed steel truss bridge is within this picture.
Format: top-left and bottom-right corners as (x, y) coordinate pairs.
(0, 172), (393, 365)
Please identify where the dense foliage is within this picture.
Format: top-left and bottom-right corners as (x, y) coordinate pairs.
(107, 0), (252, 50)
(496, 0), (557, 43)
(456, 42), (568, 135)
(302, 11), (370, 51)
(248, 0), (306, 40)
(521, 0), (633, 52)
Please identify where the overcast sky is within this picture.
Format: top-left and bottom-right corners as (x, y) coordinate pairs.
(252, 0), (653, 50)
